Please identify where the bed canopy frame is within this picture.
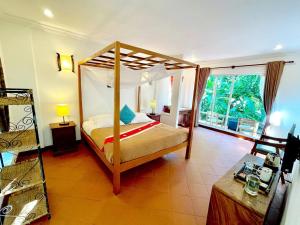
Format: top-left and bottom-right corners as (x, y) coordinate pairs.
(78, 41), (200, 194)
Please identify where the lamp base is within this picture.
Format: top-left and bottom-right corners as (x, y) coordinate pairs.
(59, 122), (69, 126)
(59, 116), (69, 126)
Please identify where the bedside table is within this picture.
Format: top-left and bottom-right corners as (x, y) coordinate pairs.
(49, 121), (77, 156)
(146, 113), (161, 122)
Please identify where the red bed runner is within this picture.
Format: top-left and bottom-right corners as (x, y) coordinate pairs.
(102, 121), (160, 150)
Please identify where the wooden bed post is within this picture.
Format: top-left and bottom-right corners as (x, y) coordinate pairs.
(113, 41), (121, 194)
(185, 65), (200, 159)
(78, 64), (83, 127)
(137, 86), (141, 112)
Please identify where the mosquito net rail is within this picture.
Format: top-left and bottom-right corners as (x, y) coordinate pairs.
(79, 42), (197, 71)
(83, 63), (175, 89)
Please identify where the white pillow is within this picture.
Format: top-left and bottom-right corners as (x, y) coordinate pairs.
(131, 112), (154, 124)
(88, 114), (124, 126)
(88, 114), (111, 121)
(87, 113), (151, 126)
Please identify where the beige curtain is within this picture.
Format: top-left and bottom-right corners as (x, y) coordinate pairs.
(194, 67), (211, 126)
(0, 58), (9, 132)
(263, 61), (285, 133)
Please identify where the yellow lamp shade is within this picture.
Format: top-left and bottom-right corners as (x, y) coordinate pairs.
(149, 99), (157, 109)
(57, 53), (74, 72)
(56, 104), (70, 117)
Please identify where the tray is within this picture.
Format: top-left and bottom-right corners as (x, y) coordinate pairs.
(233, 162), (276, 195)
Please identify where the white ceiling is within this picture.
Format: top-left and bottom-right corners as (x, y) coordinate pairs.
(0, 0), (300, 61)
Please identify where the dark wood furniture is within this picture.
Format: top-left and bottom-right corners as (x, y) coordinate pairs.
(251, 124), (296, 156)
(207, 154), (281, 225)
(50, 121), (77, 155)
(178, 108), (192, 127)
(251, 134), (287, 156)
(251, 124), (296, 184)
(146, 113), (161, 122)
(252, 134), (287, 183)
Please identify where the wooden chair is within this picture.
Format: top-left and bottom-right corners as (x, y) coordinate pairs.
(237, 118), (259, 136)
(251, 134), (287, 157)
(251, 124), (296, 184)
(251, 135), (287, 184)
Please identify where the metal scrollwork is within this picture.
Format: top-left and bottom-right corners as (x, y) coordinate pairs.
(9, 106), (33, 132)
(0, 89), (49, 223)
(9, 139), (22, 148)
(0, 139), (10, 149)
(0, 179), (31, 193)
(0, 160), (38, 194)
(24, 105), (32, 113)
(0, 138), (22, 151)
(0, 104), (35, 152)
(0, 205), (13, 216)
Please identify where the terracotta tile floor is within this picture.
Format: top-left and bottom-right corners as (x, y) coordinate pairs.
(34, 127), (256, 225)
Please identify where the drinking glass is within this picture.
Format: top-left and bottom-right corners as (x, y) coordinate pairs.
(244, 174), (260, 196)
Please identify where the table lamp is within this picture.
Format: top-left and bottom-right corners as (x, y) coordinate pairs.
(149, 99), (157, 115)
(56, 104), (70, 125)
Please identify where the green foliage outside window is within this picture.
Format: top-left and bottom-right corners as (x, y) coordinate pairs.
(200, 75), (266, 123)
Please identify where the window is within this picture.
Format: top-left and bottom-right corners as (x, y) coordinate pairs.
(199, 74), (266, 137)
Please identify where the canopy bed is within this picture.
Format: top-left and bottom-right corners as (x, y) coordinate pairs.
(78, 41), (199, 194)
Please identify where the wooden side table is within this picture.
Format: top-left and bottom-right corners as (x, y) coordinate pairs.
(207, 154), (281, 225)
(146, 113), (161, 122)
(49, 121), (77, 156)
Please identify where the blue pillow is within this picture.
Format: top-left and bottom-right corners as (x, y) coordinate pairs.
(120, 105), (135, 124)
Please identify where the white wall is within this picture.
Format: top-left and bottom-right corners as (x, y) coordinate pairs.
(281, 160), (300, 225)
(155, 77), (171, 113)
(0, 20), (43, 142)
(30, 28), (103, 146)
(160, 70), (182, 127)
(0, 19), (136, 147)
(181, 68), (196, 109)
(140, 72), (183, 127)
